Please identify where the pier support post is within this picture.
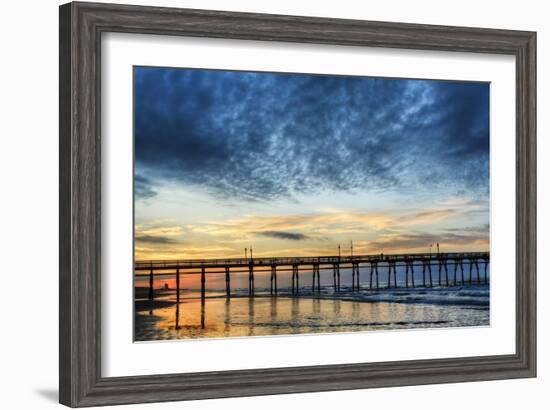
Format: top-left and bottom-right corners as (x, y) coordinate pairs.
(317, 264), (321, 293)
(270, 265), (277, 296)
(316, 264), (321, 293)
(332, 263), (337, 292)
(175, 268), (180, 329)
(292, 264), (299, 295)
(460, 260), (465, 284)
(423, 260), (433, 287)
(369, 263), (374, 289)
(176, 268), (180, 304)
(248, 263), (254, 297)
(484, 260), (489, 283)
(351, 263), (359, 291)
(438, 261), (443, 286)
(312, 264), (320, 293)
(405, 262), (409, 288)
(475, 260), (481, 284)
(201, 267), (206, 301)
(453, 262), (458, 286)
(387, 261), (397, 288)
(225, 266), (230, 298)
(337, 263), (341, 292)
(200, 296), (205, 329)
(411, 262), (415, 287)
(148, 269), (154, 302)
(469, 260), (473, 284)
(375, 263), (379, 289)
(422, 262), (426, 287)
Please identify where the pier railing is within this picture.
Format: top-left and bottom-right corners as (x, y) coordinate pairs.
(135, 251), (489, 271)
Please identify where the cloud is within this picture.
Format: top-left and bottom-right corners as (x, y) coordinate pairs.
(135, 234), (179, 244)
(185, 211), (394, 240)
(396, 209), (457, 225)
(356, 228), (489, 254)
(185, 205), (482, 243)
(445, 224), (490, 234)
(257, 231), (310, 241)
(134, 67), (489, 201)
(135, 174), (157, 199)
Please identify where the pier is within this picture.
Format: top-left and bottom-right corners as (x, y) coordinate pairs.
(135, 251), (490, 304)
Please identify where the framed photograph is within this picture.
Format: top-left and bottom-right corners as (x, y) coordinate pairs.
(59, 1), (536, 407)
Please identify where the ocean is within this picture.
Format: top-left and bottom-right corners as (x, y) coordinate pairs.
(134, 283), (489, 341)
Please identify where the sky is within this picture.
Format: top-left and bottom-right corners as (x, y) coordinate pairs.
(134, 66), (490, 263)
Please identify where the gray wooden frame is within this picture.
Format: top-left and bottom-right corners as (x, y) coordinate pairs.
(59, 1), (536, 407)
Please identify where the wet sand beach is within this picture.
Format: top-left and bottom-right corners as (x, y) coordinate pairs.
(135, 284), (489, 341)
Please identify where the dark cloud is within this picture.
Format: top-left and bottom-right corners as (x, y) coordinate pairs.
(258, 231), (310, 241)
(135, 235), (178, 244)
(135, 174), (157, 199)
(445, 224), (490, 234)
(134, 67), (489, 201)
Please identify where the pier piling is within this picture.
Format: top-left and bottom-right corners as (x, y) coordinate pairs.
(313, 263), (321, 293)
(292, 264), (299, 295)
(352, 263), (360, 291)
(270, 264), (277, 296)
(201, 267), (206, 301)
(225, 266), (230, 298)
(148, 268), (154, 301)
(332, 263), (338, 292)
(176, 268), (180, 304)
(422, 262), (426, 287)
(422, 260), (433, 287)
(369, 263), (374, 289)
(248, 262), (255, 297)
(311, 263), (321, 292)
(453, 262), (458, 285)
(175, 268), (180, 329)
